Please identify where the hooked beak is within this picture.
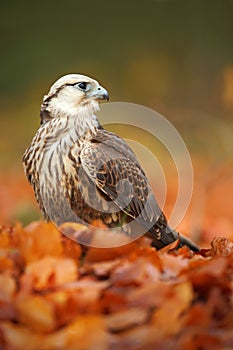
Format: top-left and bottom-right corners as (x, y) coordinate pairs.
(88, 85), (109, 101)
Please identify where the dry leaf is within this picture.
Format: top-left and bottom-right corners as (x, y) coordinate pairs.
(15, 295), (56, 333)
(25, 256), (78, 290)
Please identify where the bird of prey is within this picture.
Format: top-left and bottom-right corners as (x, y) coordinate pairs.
(23, 74), (199, 251)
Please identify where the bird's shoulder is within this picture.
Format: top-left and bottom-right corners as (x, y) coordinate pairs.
(81, 127), (139, 164)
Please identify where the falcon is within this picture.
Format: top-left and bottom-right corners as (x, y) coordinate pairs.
(23, 74), (199, 251)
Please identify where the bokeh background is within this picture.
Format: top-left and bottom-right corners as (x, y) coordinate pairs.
(1, 0), (233, 245)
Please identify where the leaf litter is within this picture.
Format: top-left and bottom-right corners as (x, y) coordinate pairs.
(0, 222), (232, 349)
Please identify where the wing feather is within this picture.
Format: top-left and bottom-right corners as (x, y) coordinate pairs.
(80, 129), (162, 230)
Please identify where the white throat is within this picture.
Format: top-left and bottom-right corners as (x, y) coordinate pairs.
(44, 97), (101, 137)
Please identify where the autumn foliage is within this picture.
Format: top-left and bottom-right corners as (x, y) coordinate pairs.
(0, 222), (232, 350)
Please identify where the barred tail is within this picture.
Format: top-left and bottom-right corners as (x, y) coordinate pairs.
(148, 224), (199, 252)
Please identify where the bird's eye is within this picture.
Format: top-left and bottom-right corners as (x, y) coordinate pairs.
(76, 82), (88, 91)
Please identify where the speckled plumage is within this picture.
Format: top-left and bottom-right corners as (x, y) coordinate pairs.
(23, 74), (199, 251)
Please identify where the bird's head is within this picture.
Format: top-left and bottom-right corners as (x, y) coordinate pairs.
(40, 74), (109, 123)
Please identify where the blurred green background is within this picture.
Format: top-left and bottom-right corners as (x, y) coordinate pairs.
(1, 0), (233, 167)
(0, 0), (233, 230)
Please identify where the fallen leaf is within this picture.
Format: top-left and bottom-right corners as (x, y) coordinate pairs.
(25, 256), (78, 290)
(15, 295), (56, 333)
(105, 308), (150, 333)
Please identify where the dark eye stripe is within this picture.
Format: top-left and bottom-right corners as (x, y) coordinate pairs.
(65, 82), (88, 90)
(43, 81), (88, 105)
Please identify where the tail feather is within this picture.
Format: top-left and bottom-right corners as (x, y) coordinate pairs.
(148, 225), (199, 252)
(175, 232), (199, 252)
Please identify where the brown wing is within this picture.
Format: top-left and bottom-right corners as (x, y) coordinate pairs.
(80, 129), (162, 231)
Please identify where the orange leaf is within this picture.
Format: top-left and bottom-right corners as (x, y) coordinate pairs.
(25, 257), (78, 290)
(15, 295), (56, 333)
